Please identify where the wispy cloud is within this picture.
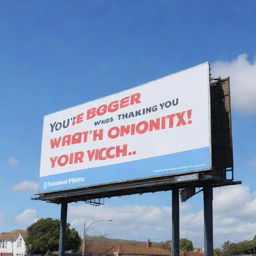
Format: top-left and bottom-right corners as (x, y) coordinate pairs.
(68, 203), (173, 242)
(212, 54), (256, 115)
(15, 209), (38, 226)
(12, 181), (39, 193)
(8, 157), (19, 165)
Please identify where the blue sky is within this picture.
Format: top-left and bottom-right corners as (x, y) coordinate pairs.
(1, 0), (256, 248)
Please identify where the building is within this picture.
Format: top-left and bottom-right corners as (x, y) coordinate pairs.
(0, 230), (27, 256)
(106, 244), (170, 256)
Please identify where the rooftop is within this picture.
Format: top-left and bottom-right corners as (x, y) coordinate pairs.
(106, 245), (170, 256)
(0, 229), (27, 240)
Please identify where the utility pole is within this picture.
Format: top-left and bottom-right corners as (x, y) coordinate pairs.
(82, 221), (86, 256)
(82, 219), (112, 256)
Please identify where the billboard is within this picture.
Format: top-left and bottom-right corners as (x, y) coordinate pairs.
(39, 62), (211, 192)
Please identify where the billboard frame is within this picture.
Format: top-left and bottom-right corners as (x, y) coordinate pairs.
(34, 76), (236, 204)
(34, 169), (239, 204)
(33, 76), (240, 256)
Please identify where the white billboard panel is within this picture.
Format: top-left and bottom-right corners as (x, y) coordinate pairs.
(39, 62), (211, 192)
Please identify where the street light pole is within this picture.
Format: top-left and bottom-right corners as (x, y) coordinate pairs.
(82, 221), (86, 256)
(82, 219), (112, 256)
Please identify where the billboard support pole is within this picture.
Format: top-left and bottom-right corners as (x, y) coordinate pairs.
(171, 189), (180, 256)
(203, 186), (213, 256)
(59, 202), (68, 256)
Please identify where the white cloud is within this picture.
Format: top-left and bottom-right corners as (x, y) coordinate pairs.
(69, 204), (171, 227)
(15, 209), (38, 226)
(12, 181), (39, 193)
(69, 204), (172, 241)
(181, 185), (256, 246)
(213, 185), (256, 222)
(8, 157), (19, 165)
(68, 185), (256, 248)
(213, 185), (252, 216)
(212, 54), (256, 114)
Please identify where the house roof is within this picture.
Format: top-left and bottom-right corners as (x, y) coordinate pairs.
(107, 245), (170, 256)
(187, 249), (204, 256)
(0, 230), (27, 240)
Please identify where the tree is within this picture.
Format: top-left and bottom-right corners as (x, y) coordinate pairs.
(213, 248), (221, 256)
(160, 240), (171, 250)
(179, 238), (193, 251)
(221, 238), (256, 255)
(26, 218), (81, 256)
(222, 240), (231, 255)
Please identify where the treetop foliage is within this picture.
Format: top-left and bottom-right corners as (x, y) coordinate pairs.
(180, 238), (194, 251)
(26, 218), (81, 256)
(216, 236), (256, 255)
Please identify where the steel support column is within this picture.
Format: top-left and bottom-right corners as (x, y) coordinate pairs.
(59, 202), (68, 256)
(204, 187), (213, 256)
(171, 189), (180, 256)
